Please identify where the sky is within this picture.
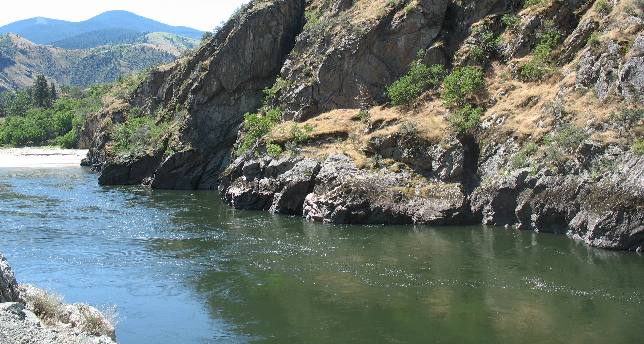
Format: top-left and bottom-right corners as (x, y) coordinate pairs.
(0, 0), (250, 31)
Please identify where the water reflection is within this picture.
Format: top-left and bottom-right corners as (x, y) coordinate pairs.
(0, 167), (642, 344)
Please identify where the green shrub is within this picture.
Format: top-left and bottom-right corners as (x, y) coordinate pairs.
(387, 61), (446, 106)
(614, 107), (644, 134)
(238, 107), (282, 154)
(502, 14), (521, 30)
(469, 46), (486, 61)
(533, 29), (561, 60)
(55, 130), (79, 148)
(0, 107), (73, 146)
(0, 78), (110, 148)
(357, 109), (371, 123)
(524, 0), (546, 8)
(266, 143), (283, 158)
(111, 115), (167, 155)
(518, 59), (550, 81)
(475, 26), (498, 56)
(511, 142), (538, 168)
(304, 9), (321, 29)
(632, 139), (644, 155)
(594, 0), (613, 15)
(587, 32), (601, 49)
(448, 104), (483, 133)
(517, 27), (561, 81)
(0, 90), (32, 117)
(441, 66), (485, 108)
(289, 123), (314, 144)
(544, 124), (588, 152)
(264, 77), (288, 101)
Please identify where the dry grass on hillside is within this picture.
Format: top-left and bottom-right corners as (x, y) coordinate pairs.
(267, 101), (450, 167)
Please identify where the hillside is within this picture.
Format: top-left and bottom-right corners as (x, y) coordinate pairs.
(0, 10), (202, 46)
(0, 33), (198, 91)
(83, 0), (643, 252)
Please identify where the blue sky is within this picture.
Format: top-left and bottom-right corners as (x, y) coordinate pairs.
(0, 0), (250, 31)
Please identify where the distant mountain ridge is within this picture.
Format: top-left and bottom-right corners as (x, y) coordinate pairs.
(0, 10), (203, 47)
(0, 32), (198, 91)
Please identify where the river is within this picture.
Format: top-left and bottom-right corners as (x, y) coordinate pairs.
(0, 164), (643, 343)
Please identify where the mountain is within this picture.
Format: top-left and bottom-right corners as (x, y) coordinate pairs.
(0, 10), (203, 47)
(0, 33), (198, 91)
(51, 28), (144, 49)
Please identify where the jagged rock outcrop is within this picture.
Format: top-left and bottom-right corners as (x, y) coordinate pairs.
(220, 153), (471, 225)
(577, 33), (644, 102)
(471, 144), (644, 251)
(86, 0), (306, 189)
(497, 0), (594, 60)
(277, 0), (450, 120)
(0, 253), (20, 303)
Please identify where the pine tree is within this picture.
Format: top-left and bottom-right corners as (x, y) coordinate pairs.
(49, 82), (58, 103)
(33, 75), (51, 108)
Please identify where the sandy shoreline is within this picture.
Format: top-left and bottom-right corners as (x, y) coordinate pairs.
(0, 148), (88, 168)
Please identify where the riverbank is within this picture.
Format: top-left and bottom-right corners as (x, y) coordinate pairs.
(0, 253), (116, 344)
(0, 148), (87, 168)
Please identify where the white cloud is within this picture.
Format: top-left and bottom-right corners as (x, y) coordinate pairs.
(0, 0), (251, 31)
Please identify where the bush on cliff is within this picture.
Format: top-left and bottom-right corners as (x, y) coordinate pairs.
(237, 107), (282, 155)
(448, 104), (484, 134)
(441, 66), (485, 108)
(517, 26), (561, 82)
(387, 61), (446, 106)
(632, 139), (644, 155)
(111, 113), (167, 155)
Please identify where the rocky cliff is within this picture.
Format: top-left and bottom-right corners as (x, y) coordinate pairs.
(85, 0), (643, 251)
(84, 0), (305, 189)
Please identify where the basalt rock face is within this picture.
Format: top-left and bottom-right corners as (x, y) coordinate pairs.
(577, 33), (644, 102)
(471, 144), (644, 251)
(222, 141), (643, 250)
(86, 0), (306, 189)
(220, 153), (472, 225)
(277, 0), (450, 120)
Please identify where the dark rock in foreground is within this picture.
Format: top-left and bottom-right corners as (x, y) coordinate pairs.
(0, 253), (117, 344)
(0, 254), (21, 303)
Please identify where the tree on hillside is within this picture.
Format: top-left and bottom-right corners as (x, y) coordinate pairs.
(33, 75), (51, 108)
(1, 89), (33, 117)
(50, 82), (58, 103)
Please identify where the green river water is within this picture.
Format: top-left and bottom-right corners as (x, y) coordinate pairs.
(0, 166), (642, 343)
